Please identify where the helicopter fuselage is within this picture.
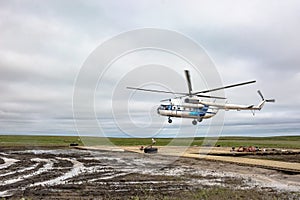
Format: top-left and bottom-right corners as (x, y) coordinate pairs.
(157, 101), (218, 123)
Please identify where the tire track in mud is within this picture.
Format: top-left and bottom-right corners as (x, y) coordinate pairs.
(0, 149), (299, 199)
(0, 152), (76, 197)
(0, 149), (190, 198)
(0, 157), (19, 170)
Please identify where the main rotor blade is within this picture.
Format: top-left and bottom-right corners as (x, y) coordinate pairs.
(126, 87), (187, 95)
(184, 70), (193, 95)
(194, 80), (256, 94)
(196, 94), (226, 99)
(159, 94), (226, 102)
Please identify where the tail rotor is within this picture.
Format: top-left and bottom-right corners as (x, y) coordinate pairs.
(257, 90), (275, 103)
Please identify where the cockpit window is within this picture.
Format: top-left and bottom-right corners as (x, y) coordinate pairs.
(159, 105), (174, 110)
(159, 105), (168, 110)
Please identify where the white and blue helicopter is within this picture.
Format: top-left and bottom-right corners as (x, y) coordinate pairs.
(127, 70), (275, 125)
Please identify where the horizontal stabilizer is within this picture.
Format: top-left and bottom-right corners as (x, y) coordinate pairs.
(266, 99), (275, 103)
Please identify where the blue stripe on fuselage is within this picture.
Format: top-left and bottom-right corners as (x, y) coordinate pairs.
(189, 105), (209, 117)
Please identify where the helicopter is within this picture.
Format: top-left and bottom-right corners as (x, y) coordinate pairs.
(127, 70), (275, 125)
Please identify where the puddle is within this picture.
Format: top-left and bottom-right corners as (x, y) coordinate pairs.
(0, 163), (39, 177)
(0, 157), (19, 170)
(18, 149), (83, 155)
(245, 174), (300, 192)
(30, 157), (84, 187)
(0, 190), (14, 198)
(0, 158), (53, 185)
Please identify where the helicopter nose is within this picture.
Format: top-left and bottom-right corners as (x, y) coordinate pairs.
(157, 107), (160, 114)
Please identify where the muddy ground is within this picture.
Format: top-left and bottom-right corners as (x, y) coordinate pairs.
(245, 154), (300, 163)
(0, 146), (299, 200)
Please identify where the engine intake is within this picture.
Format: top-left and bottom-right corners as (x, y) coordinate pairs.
(184, 98), (199, 104)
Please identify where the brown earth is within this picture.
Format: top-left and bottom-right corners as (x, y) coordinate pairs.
(245, 154), (300, 163)
(0, 146), (299, 200)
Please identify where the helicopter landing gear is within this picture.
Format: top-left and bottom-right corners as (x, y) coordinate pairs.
(168, 117), (172, 123)
(192, 120), (197, 125)
(197, 117), (203, 122)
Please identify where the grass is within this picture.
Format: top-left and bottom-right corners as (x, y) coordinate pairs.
(162, 187), (299, 200)
(0, 135), (299, 149)
(80, 136), (300, 149)
(0, 135), (83, 147)
(213, 136), (300, 149)
(108, 136), (300, 149)
(126, 186), (300, 200)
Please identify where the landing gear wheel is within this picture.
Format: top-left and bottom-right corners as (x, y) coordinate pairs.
(197, 118), (203, 122)
(168, 118), (172, 123)
(192, 120), (197, 125)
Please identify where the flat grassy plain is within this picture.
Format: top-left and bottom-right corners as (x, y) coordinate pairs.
(0, 135), (299, 148)
(0, 135), (299, 200)
(0, 135), (83, 147)
(115, 136), (300, 149)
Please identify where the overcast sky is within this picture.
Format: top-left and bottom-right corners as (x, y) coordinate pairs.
(0, 0), (299, 137)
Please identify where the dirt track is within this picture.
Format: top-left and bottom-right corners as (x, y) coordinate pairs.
(0, 147), (299, 199)
(122, 146), (300, 173)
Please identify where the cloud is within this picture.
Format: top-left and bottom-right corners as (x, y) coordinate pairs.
(0, 0), (299, 137)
